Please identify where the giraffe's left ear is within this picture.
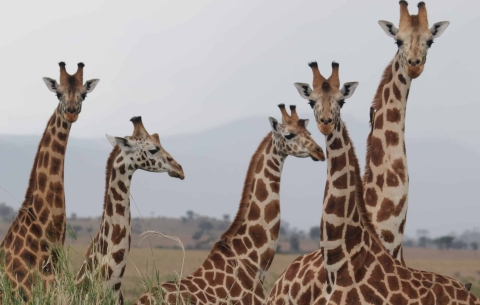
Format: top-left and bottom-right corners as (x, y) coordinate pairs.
(378, 20), (398, 38)
(43, 77), (59, 92)
(340, 82), (359, 100)
(84, 79), (100, 93)
(106, 134), (137, 151)
(269, 117), (280, 133)
(294, 83), (313, 99)
(430, 21), (450, 39)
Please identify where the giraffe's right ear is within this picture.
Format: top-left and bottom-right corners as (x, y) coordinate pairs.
(269, 117), (280, 133)
(106, 134), (137, 152)
(84, 79), (100, 93)
(378, 20), (398, 38)
(294, 83), (313, 99)
(43, 77), (59, 92)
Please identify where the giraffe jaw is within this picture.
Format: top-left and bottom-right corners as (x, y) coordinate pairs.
(317, 122), (334, 136)
(405, 64), (424, 79)
(63, 112), (79, 122)
(168, 170), (185, 180)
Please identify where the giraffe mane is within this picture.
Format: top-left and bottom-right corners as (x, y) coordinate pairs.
(344, 124), (383, 246)
(102, 146), (121, 218)
(363, 59), (394, 189)
(220, 132), (272, 241)
(22, 113), (58, 209)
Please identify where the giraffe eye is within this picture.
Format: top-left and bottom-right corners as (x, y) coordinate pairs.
(81, 93), (87, 100)
(308, 100), (315, 109)
(427, 40), (433, 48)
(56, 93), (62, 99)
(338, 100), (345, 108)
(149, 148), (159, 155)
(395, 39), (403, 47)
(284, 133), (296, 140)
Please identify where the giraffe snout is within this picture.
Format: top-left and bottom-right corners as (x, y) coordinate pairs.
(309, 145), (325, 162)
(407, 57), (422, 67)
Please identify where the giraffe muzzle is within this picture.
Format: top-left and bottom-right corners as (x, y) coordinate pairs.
(309, 146), (325, 162)
(405, 63), (424, 79)
(317, 122), (335, 136)
(168, 170), (185, 180)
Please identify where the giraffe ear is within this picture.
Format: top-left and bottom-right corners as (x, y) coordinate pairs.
(106, 134), (137, 151)
(340, 82), (359, 100)
(43, 77), (59, 92)
(269, 117), (280, 133)
(294, 83), (313, 99)
(378, 20), (398, 38)
(430, 21), (450, 39)
(84, 79), (100, 93)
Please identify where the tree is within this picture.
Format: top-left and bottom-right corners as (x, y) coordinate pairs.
(0, 203), (15, 222)
(199, 220), (214, 232)
(309, 226), (320, 240)
(290, 235), (300, 253)
(223, 214), (230, 222)
(192, 230), (203, 241)
(70, 213), (77, 220)
(433, 236), (455, 250)
(471, 242), (478, 251)
(186, 210), (195, 220)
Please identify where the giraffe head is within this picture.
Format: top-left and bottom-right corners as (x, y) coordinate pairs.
(42, 62), (100, 122)
(293, 62), (358, 135)
(106, 116), (185, 179)
(269, 104), (325, 161)
(378, 1), (449, 79)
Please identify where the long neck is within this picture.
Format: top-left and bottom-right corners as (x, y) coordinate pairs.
(219, 132), (285, 272)
(76, 147), (135, 291)
(0, 108), (72, 293)
(321, 121), (378, 290)
(363, 53), (411, 262)
(24, 108), (71, 242)
(99, 147), (134, 272)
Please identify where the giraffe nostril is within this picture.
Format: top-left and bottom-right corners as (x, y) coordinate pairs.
(415, 59), (421, 65)
(316, 147), (321, 152)
(320, 118), (325, 124)
(178, 164), (183, 170)
(327, 119), (333, 124)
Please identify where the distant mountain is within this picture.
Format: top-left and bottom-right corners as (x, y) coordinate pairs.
(0, 113), (478, 238)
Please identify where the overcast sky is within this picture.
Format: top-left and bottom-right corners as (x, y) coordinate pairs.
(0, 0), (479, 147)
(0, 1), (479, 238)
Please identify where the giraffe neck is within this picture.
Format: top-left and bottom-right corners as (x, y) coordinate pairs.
(321, 121), (380, 292)
(214, 132), (285, 276)
(1, 108), (72, 293)
(363, 53), (412, 262)
(80, 146), (134, 289)
(25, 108), (72, 234)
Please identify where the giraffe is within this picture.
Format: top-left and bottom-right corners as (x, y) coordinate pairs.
(365, 0), (449, 263)
(0, 62), (100, 299)
(75, 116), (185, 305)
(134, 105), (325, 305)
(268, 62), (358, 305)
(269, 62), (476, 305)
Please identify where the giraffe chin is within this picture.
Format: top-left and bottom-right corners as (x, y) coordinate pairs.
(168, 171), (185, 180)
(63, 113), (78, 123)
(405, 65), (424, 79)
(317, 123), (334, 136)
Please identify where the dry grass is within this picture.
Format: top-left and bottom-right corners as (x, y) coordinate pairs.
(66, 244), (480, 303)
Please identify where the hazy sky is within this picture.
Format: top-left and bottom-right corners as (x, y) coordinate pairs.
(0, 0), (479, 147)
(0, 1), (479, 238)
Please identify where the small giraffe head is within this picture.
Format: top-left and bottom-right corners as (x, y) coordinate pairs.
(42, 62), (100, 122)
(269, 104), (325, 161)
(294, 62), (358, 135)
(106, 116), (185, 180)
(378, 1), (449, 79)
